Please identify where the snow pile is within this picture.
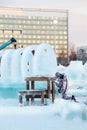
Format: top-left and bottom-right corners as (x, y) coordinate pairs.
(65, 61), (84, 81)
(52, 99), (87, 120)
(0, 98), (87, 130)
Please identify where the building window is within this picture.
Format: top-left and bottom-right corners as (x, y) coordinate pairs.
(37, 36), (40, 39)
(64, 31), (67, 34)
(0, 34), (3, 37)
(64, 41), (67, 44)
(64, 55), (67, 58)
(59, 36), (63, 39)
(37, 40), (40, 43)
(64, 50), (67, 53)
(47, 36), (50, 39)
(23, 40), (26, 43)
(64, 36), (67, 39)
(59, 41), (62, 44)
(0, 39), (3, 42)
(51, 41), (53, 44)
(5, 35), (8, 38)
(64, 45), (67, 49)
(28, 35), (32, 38)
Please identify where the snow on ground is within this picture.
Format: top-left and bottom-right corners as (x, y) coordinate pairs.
(0, 98), (87, 130)
(0, 61), (87, 130)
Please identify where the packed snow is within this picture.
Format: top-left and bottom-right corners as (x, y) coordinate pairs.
(0, 98), (87, 130)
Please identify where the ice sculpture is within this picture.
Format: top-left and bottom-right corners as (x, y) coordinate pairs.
(32, 44), (57, 76)
(21, 45), (37, 80)
(11, 48), (24, 82)
(1, 49), (14, 82)
(65, 61), (84, 80)
(0, 43), (57, 83)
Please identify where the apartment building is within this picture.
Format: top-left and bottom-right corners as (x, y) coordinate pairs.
(0, 7), (68, 63)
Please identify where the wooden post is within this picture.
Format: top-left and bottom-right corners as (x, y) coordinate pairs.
(19, 95), (22, 104)
(41, 92), (44, 105)
(47, 80), (50, 98)
(52, 81), (55, 103)
(31, 81), (34, 89)
(26, 81), (29, 90)
(26, 81), (29, 102)
(25, 95), (29, 103)
(31, 96), (34, 103)
(31, 81), (34, 102)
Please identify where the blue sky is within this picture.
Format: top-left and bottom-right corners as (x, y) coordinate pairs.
(0, 0), (87, 46)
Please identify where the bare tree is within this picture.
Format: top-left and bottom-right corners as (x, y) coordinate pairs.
(69, 43), (77, 61)
(77, 48), (87, 64)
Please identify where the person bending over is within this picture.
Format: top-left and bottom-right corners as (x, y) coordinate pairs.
(55, 72), (76, 102)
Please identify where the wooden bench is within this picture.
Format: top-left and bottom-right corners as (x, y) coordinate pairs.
(18, 90), (47, 105)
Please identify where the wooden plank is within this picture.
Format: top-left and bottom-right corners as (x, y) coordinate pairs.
(50, 77), (56, 81)
(18, 90), (46, 97)
(25, 77), (48, 81)
(19, 90), (46, 93)
(18, 90), (47, 105)
(25, 76), (55, 81)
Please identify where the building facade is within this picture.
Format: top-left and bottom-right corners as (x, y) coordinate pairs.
(0, 7), (68, 63)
